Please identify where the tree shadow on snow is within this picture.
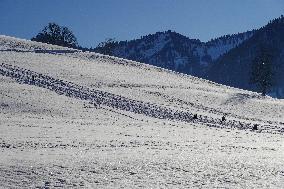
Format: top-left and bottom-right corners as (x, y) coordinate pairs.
(222, 93), (262, 105)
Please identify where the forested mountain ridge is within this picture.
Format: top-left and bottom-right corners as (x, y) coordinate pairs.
(207, 15), (284, 97)
(95, 30), (254, 77)
(94, 15), (284, 98)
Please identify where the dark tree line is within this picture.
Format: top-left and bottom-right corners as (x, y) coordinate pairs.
(95, 38), (118, 56)
(31, 22), (117, 54)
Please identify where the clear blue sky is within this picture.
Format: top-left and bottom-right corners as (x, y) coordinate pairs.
(0, 0), (283, 47)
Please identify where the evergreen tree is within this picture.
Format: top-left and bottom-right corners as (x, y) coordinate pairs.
(31, 23), (78, 48)
(250, 46), (274, 96)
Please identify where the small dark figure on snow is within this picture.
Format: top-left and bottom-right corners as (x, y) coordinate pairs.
(221, 115), (226, 122)
(253, 124), (258, 130)
(193, 114), (198, 120)
(93, 102), (100, 109)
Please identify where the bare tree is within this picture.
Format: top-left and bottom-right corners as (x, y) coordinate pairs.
(32, 23), (78, 48)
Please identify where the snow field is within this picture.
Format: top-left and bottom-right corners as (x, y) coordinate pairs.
(0, 36), (284, 188)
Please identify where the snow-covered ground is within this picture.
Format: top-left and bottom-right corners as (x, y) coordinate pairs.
(0, 35), (284, 188)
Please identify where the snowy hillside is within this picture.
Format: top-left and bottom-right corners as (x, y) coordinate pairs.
(1, 36), (284, 188)
(0, 35), (79, 52)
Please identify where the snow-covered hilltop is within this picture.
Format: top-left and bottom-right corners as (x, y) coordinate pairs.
(1, 36), (284, 188)
(0, 35), (79, 52)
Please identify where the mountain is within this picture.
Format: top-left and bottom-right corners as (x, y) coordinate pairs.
(95, 30), (254, 77)
(94, 16), (284, 98)
(207, 15), (284, 98)
(1, 35), (284, 188)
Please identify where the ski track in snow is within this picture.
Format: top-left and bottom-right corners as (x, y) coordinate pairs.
(1, 63), (283, 134)
(0, 36), (284, 188)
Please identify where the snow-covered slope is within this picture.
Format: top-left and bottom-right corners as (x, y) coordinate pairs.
(0, 35), (79, 56)
(1, 36), (284, 188)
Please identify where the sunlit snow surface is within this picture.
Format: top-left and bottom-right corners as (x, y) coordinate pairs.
(0, 35), (284, 188)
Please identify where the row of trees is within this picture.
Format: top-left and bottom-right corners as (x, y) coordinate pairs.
(32, 22), (118, 54)
(32, 23), (275, 96)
